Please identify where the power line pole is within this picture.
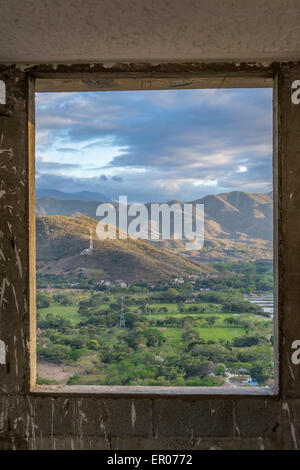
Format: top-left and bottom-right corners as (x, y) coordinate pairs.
(120, 296), (125, 328)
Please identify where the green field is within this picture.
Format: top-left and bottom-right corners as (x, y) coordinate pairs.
(161, 326), (244, 345)
(38, 303), (81, 324)
(36, 283), (274, 387)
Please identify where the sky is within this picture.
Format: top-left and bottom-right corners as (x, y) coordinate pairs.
(35, 88), (272, 203)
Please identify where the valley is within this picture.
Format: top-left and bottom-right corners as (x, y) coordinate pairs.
(35, 189), (274, 387)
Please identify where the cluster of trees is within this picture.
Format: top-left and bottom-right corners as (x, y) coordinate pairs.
(37, 305), (273, 386)
(37, 292), (75, 309)
(36, 259), (274, 387)
(195, 291), (268, 317)
(198, 260), (273, 293)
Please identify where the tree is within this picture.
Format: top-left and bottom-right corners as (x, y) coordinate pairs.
(185, 359), (216, 378)
(54, 293), (74, 306)
(159, 288), (179, 303)
(251, 360), (270, 384)
(205, 316), (218, 327)
(232, 335), (264, 348)
(124, 330), (145, 350)
(182, 328), (200, 344)
(143, 329), (165, 347)
(125, 312), (142, 329)
(224, 316), (238, 327)
(87, 339), (100, 350)
(190, 343), (231, 363)
(36, 292), (50, 309)
(177, 302), (185, 313)
(40, 344), (73, 364)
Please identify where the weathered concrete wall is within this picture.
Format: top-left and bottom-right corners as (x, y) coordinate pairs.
(1, 1), (300, 63)
(1, 63), (300, 450)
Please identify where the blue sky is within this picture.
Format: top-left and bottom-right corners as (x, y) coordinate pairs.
(35, 88), (272, 202)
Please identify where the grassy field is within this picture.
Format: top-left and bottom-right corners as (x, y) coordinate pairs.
(37, 290), (267, 332)
(36, 286), (274, 387)
(161, 326), (244, 344)
(38, 303), (81, 324)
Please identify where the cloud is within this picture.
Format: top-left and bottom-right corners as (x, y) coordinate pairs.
(56, 147), (81, 153)
(237, 165), (248, 173)
(112, 175), (123, 182)
(36, 157), (81, 172)
(35, 88), (273, 202)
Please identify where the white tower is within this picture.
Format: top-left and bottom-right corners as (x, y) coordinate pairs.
(89, 227), (93, 251)
(80, 226), (94, 255)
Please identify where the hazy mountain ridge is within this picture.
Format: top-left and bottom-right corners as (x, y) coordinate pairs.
(36, 196), (101, 218)
(36, 189), (111, 202)
(36, 190), (273, 243)
(190, 191), (273, 241)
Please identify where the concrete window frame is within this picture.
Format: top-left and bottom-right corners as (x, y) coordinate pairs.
(2, 62), (300, 450)
(27, 65), (277, 398)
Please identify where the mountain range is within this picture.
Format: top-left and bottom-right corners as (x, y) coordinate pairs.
(36, 190), (273, 264)
(36, 188), (111, 202)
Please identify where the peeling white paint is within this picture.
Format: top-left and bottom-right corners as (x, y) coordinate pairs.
(14, 242), (23, 278)
(26, 396), (37, 450)
(259, 437), (264, 450)
(0, 277), (10, 309)
(0, 148), (13, 159)
(0, 81), (5, 105)
(99, 400), (111, 449)
(287, 352), (296, 381)
(102, 62), (117, 69)
(11, 284), (19, 313)
(0, 339), (6, 364)
(13, 335), (18, 377)
(15, 64), (33, 72)
(76, 399), (87, 450)
(51, 398), (55, 437)
(131, 400), (136, 429)
(282, 402), (298, 450)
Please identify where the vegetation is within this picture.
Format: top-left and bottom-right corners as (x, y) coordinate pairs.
(36, 210), (274, 388)
(36, 215), (213, 282)
(36, 261), (274, 387)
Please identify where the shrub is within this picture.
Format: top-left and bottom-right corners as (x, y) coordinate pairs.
(40, 344), (73, 364)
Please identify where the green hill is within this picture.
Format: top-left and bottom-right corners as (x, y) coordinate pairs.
(36, 215), (214, 282)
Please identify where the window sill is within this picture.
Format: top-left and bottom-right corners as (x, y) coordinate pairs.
(32, 384), (277, 398)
